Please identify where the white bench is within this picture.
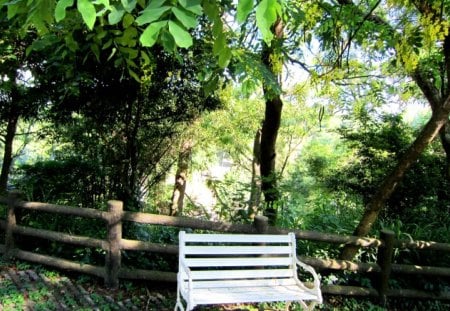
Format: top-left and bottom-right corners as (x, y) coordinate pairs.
(174, 231), (322, 311)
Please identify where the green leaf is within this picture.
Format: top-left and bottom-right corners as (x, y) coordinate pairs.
(65, 33), (79, 51)
(91, 43), (100, 61)
(178, 0), (202, 15)
(94, 0), (110, 8)
(168, 20), (192, 48)
(203, 75), (219, 96)
(218, 47), (231, 68)
(107, 47), (117, 60)
(121, 47), (139, 59)
(236, 0), (253, 24)
(108, 5), (125, 25)
(139, 21), (167, 46)
(135, 6), (170, 25)
(116, 27), (138, 47)
(146, 0), (166, 10)
(55, 0), (74, 22)
(141, 50), (151, 65)
(255, 0), (280, 43)
(121, 0), (136, 13)
(96, 29), (108, 39)
(122, 13), (135, 27)
(213, 33), (225, 56)
(128, 68), (141, 82)
(161, 29), (176, 51)
(77, 0), (97, 30)
(7, 3), (20, 19)
(203, 0), (218, 19)
(212, 18), (223, 37)
(172, 7), (197, 29)
(103, 39), (113, 49)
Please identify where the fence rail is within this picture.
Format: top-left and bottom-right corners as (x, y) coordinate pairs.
(0, 193), (449, 304)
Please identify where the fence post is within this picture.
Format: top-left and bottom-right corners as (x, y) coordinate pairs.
(105, 200), (123, 289)
(377, 229), (395, 306)
(254, 215), (269, 234)
(3, 191), (20, 260)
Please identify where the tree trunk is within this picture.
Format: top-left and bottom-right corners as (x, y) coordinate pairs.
(248, 128), (262, 219)
(260, 18), (284, 225)
(170, 140), (193, 216)
(340, 93), (450, 260)
(0, 110), (19, 194)
(438, 124), (450, 179)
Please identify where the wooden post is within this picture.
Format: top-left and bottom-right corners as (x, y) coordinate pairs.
(3, 191), (20, 260)
(105, 200), (123, 289)
(377, 229), (395, 306)
(254, 215), (269, 234)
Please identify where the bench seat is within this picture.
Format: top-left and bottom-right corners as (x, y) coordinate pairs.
(174, 231), (322, 310)
(185, 283), (319, 305)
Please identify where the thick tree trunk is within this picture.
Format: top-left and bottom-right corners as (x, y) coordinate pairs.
(0, 111), (19, 194)
(340, 94), (450, 260)
(260, 18), (284, 225)
(412, 66), (450, 179)
(248, 128), (262, 219)
(439, 125), (450, 179)
(260, 95), (282, 223)
(170, 140), (192, 216)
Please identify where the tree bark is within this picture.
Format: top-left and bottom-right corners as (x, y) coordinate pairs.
(260, 18), (284, 225)
(248, 128), (262, 219)
(340, 93), (450, 259)
(170, 140), (192, 216)
(411, 68), (450, 179)
(0, 108), (19, 194)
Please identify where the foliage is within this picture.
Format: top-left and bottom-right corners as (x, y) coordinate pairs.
(122, 224), (179, 271)
(15, 157), (105, 206)
(27, 26), (221, 209)
(206, 171), (253, 221)
(328, 113), (450, 221)
(0, 11), (50, 193)
(1, 1), (450, 308)
(10, 157), (108, 264)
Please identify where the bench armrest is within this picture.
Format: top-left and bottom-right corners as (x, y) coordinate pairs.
(178, 259), (195, 310)
(296, 257), (322, 302)
(180, 260), (191, 277)
(179, 260), (193, 287)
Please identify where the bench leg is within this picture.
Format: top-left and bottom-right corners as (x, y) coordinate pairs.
(298, 301), (317, 311)
(307, 301), (317, 311)
(285, 301), (291, 311)
(174, 300), (185, 311)
(174, 284), (185, 311)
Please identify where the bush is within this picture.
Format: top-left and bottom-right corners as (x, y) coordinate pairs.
(14, 157), (106, 207)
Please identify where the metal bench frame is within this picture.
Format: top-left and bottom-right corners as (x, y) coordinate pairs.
(174, 231), (322, 310)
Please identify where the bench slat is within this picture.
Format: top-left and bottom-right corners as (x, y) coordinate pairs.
(186, 268), (294, 280)
(184, 245), (292, 255)
(183, 234), (291, 243)
(184, 278), (297, 289)
(184, 257), (292, 267)
(188, 285), (318, 305)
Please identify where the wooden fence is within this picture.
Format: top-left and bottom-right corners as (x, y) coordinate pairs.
(0, 192), (449, 305)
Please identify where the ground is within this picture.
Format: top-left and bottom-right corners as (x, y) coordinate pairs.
(0, 262), (176, 310)
(0, 262), (286, 310)
(1, 261), (448, 310)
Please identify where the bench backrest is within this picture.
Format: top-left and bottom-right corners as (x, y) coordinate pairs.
(178, 231), (298, 286)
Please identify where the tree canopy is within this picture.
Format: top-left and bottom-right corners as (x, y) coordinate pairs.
(2, 0), (450, 259)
